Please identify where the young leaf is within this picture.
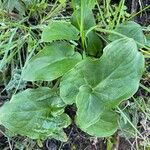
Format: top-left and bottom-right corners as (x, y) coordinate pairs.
(22, 41), (81, 81)
(109, 21), (146, 46)
(59, 0), (66, 4)
(60, 38), (144, 137)
(71, 0), (96, 30)
(86, 31), (103, 57)
(72, 0), (96, 9)
(0, 87), (70, 141)
(71, 0), (101, 56)
(71, 8), (96, 30)
(42, 21), (79, 42)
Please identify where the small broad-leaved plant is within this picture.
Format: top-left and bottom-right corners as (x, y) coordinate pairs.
(0, 0), (147, 142)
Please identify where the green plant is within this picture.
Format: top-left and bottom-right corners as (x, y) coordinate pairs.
(0, 0), (48, 17)
(0, 0), (149, 145)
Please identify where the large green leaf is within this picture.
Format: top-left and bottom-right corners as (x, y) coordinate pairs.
(109, 21), (146, 46)
(60, 38), (144, 136)
(42, 21), (79, 42)
(0, 87), (70, 141)
(77, 110), (118, 137)
(22, 41), (81, 81)
(60, 38), (144, 105)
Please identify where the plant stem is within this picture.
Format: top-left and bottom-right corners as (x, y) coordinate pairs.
(117, 107), (145, 139)
(139, 83), (150, 93)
